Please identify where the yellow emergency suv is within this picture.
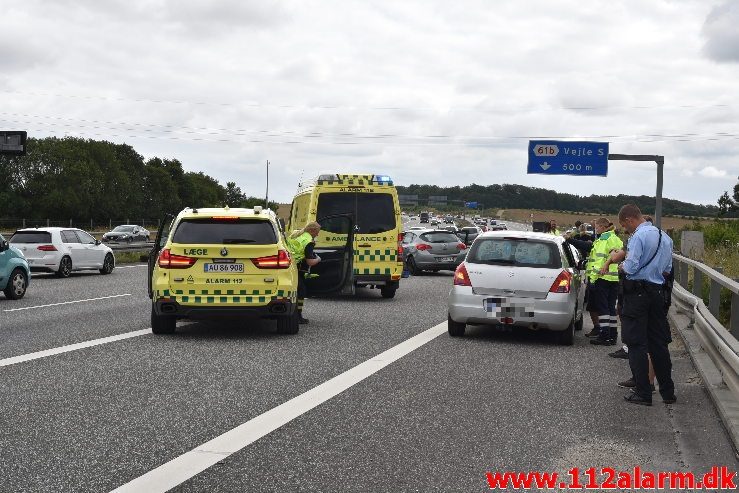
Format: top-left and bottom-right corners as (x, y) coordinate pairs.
(287, 173), (404, 298)
(147, 206), (300, 335)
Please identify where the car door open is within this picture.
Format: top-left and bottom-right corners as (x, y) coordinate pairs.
(148, 214), (174, 298)
(304, 214), (354, 296)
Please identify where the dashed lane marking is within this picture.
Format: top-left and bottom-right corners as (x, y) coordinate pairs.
(2, 294), (132, 312)
(0, 328), (150, 368)
(110, 320), (448, 493)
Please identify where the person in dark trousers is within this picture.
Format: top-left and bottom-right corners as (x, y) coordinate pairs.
(287, 222), (322, 324)
(617, 204), (676, 406)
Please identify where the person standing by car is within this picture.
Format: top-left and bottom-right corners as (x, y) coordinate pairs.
(617, 204), (675, 406)
(587, 218), (623, 346)
(549, 219), (561, 236)
(287, 222), (322, 324)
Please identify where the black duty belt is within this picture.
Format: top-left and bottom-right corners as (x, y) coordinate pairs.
(622, 279), (663, 292)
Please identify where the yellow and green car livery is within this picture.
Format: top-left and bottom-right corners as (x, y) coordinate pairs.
(288, 173), (403, 298)
(148, 206), (300, 334)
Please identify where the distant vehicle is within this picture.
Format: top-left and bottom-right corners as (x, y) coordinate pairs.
(10, 228), (115, 277)
(102, 225), (150, 243)
(0, 233), (30, 299)
(490, 223), (507, 231)
(430, 218), (440, 226)
(402, 229), (466, 274)
(441, 225), (459, 233)
(444, 215), (454, 224)
(420, 212), (430, 223)
(447, 230), (586, 345)
(532, 221), (550, 233)
(457, 226), (482, 245)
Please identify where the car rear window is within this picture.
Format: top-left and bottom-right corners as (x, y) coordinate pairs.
(419, 232), (460, 243)
(468, 238), (561, 269)
(316, 192), (396, 234)
(10, 231), (52, 243)
(172, 219), (277, 245)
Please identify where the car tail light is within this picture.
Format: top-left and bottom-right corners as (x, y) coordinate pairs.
(549, 270), (572, 293)
(457, 242), (466, 250)
(416, 243), (432, 251)
(453, 263), (472, 286)
(397, 233), (404, 258)
(252, 250), (291, 269)
(158, 248), (197, 269)
(37, 245), (57, 251)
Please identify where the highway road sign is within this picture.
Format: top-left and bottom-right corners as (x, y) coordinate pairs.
(0, 131), (27, 156)
(464, 201), (478, 209)
(527, 140), (608, 176)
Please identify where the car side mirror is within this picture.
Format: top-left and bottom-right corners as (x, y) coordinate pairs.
(0, 240), (8, 252)
(95, 240), (101, 246)
(278, 218), (286, 232)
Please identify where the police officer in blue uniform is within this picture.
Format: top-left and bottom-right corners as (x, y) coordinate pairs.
(617, 204), (676, 406)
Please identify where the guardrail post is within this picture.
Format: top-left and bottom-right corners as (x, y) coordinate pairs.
(732, 292), (739, 338)
(46, 219), (49, 227)
(22, 218), (25, 228)
(693, 269), (704, 298)
(679, 262), (689, 289)
(709, 267), (723, 319)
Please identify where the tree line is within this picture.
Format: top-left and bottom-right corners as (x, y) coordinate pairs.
(396, 183), (727, 218)
(0, 137), (276, 221)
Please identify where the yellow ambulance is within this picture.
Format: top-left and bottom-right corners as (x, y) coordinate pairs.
(287, 173), (404, 298)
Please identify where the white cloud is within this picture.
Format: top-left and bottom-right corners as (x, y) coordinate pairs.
(702, 1), (739, 63)
(699, 166), (728, 178)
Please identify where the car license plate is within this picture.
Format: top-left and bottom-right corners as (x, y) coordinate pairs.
(439, 256), (455, 262)
(483, 297), (502, 313)
(204, 263), (244, 273)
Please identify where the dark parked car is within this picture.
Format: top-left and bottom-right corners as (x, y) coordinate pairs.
(102, 225), (150, 243)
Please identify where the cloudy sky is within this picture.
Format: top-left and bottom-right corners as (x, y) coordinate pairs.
(2, 0), (738, 206)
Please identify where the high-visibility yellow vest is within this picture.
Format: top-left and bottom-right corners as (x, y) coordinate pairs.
(287, 232), (312, 265)
(588, 230), (623, 282)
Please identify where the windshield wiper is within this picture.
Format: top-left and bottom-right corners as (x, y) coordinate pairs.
(222, 238), (256, 244)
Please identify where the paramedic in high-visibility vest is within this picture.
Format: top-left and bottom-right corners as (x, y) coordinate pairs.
(287, 221), (322, 324)
(587, 217), (624, 345)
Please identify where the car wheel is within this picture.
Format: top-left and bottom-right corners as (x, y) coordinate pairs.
(4, 268), (28, 300)
(557, 318), (575, 346)
(151, 304), (176, 334)
(380, 286), (396, 299)
(448, 314), (466, 337)
(55, 256), (72, 278)
(276, 310), (299, 335)
(100, 253), (115, 274)
(407, 256), (422, 275)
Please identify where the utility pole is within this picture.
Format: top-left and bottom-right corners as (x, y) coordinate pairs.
(265, 160), (270, 209)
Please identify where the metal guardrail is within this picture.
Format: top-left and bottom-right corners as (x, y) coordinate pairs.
(672, 253), (739, 401)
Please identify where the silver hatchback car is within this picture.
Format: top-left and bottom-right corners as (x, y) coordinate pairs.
(447, 231), (585, 345)
(402, 229), (467, 275)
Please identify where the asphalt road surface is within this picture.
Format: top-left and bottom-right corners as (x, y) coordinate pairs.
(1, 224), (737, 492)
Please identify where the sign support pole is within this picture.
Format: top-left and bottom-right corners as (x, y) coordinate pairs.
(607, 154), (665, 228)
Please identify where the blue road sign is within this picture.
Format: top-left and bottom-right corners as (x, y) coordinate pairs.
(464, 201), (478, 209)
(528, 140), (609, 176)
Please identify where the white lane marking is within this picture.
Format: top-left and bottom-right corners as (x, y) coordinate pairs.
(115, 264), (148, 269)
(2, 294), (132, 312)
(110, 320), (448, 493)
(0, 329), (150, 368)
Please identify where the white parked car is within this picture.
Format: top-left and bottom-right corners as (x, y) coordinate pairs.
(10, 228), (115, 277)
(448, 230), (585, 345)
